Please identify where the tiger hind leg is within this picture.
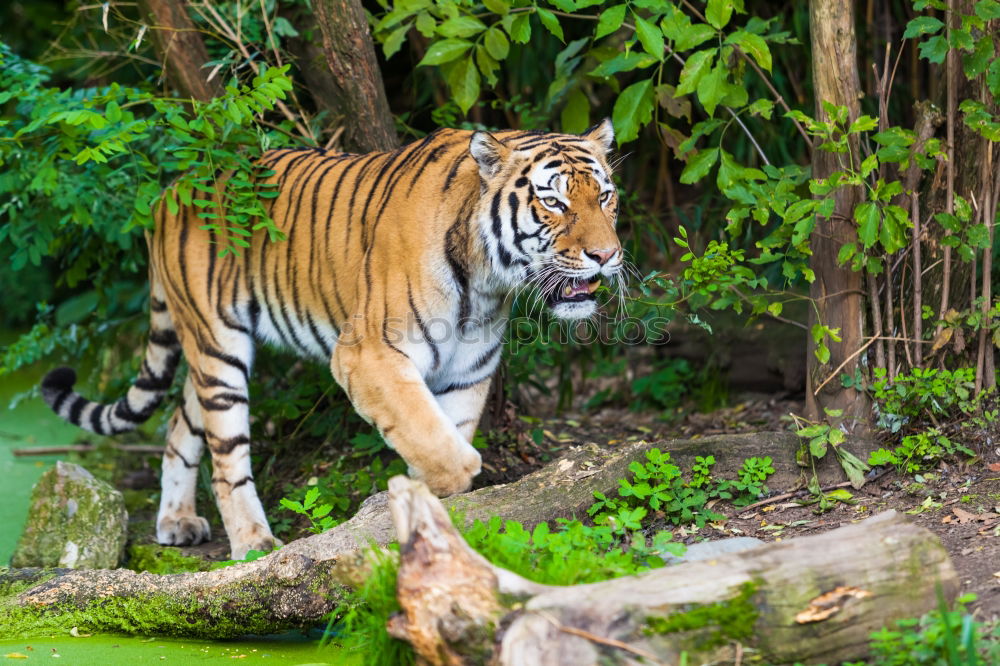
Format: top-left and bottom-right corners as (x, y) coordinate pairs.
(156, 375), (211, 546)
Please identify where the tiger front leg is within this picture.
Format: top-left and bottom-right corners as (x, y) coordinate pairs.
(331, 343), (482, 496)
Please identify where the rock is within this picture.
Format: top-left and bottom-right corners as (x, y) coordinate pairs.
(11, 461), (128, 569)
(661, 536), (765, 565)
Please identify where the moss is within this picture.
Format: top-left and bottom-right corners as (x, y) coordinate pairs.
(644, 582), (759, 650)
(0, 582), (298, 639)
(126, 544), (214, 574)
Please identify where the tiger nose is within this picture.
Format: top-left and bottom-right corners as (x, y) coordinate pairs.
(584, 248), (618, 265)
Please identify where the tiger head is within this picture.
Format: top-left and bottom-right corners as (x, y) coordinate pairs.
(470, 119), (623, 320)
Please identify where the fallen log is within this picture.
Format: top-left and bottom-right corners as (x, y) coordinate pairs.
(386, 477), (957, 665)
(4, 432), (812, 637)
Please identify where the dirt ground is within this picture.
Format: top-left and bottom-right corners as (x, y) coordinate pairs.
(486, 394), (1000, 621)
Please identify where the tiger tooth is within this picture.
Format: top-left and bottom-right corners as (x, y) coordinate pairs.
(564, 286), (574, 296)
(587, 279), (601, 293)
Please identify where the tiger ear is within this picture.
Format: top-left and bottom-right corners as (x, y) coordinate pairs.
(582, 118), (615, 153)
(470, 131), (509, 179)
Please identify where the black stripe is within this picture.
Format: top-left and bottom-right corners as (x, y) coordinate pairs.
(149, 329), (180, 347)
(408, 282), (440, 370)
(89, 404), (105, 434)
(433, 376), (489, 396)
(68, 395), (88, 424)
(51, 390), (72, 414)
(150, 298), (167, 312)
(166, 444), (197, 469)
(201, 346), (249, 382)
(198, 392), (249, 411)
(207, 434), (251, 455)
(180, 406), (206, 439)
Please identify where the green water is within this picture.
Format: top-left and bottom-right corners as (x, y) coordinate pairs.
(0, 356), (80, 564)
(0, 634), (360, 664)
(0, 338), (359, 662)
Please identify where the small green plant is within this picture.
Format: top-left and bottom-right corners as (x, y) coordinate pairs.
(463, 516), (682, 586)
(871, 366), (979, 431)
(280, 486), (336, 534)
(327, 545), (414, 665)
(589, 449), (774, 528)
(868, 428), (975, 474)
(865, 593), (1000, 666)
(791, 409), (870, 511)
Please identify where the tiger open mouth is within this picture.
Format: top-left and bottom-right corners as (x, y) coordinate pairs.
(547, 277), (602, 305)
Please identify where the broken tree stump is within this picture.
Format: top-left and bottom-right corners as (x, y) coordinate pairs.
(386, 477), (957, 666)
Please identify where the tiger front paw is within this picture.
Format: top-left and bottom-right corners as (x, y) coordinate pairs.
(411, 445), (481, 497)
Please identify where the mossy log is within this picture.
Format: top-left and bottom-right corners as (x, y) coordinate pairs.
(386, 477), (957, 665)
(6, 432), (818, 637)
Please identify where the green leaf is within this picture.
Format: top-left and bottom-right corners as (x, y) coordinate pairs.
(634, 14), (664, 59)
(676, 48), (716, 96)
(415, 12), (436, 37)
(835, 447), (870, 490)
(437, 16), (487, 39)
(507, 13), (531, 43)
(383, 22), (411, 58)
(855, 201), (880, 249)
(673, 23), (716, 51)
(483, 0), (510, 14)
(902, 16), (944, 39)
(536, 8), (564, 42)
(726, 30), (771, 71)
(679, 147), (719, 184)
(918, 35), (948, 64)
(484, 26), (510, 60)
(976, 0), (1000, 19)
(837, 242), (857, 265)
(418, 39), (472, 66)
(475, 45), (500, 86)
(696, 61), (727, 116)
(611, 78), (654, 144)
(589, 51), (658, 77)
(963, 35), (994, 78)
(105, 100), (122, 123)
(705, 0), (734, 29)
(446, 56), (480, 114)
(987, 57), (1000, 98)
(595, 5), (627, 39)
(809, 436), (828, 459)
(561, 88), (590, 134)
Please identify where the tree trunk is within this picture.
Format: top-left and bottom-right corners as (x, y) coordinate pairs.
(137, 0), (222, 102)
(387, 478), (957, 666)
(805, 0), (870, 433)
(311, 0), (398, 152)
(3, 433), (806, 637)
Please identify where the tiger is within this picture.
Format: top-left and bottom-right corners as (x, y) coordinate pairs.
(40, 120), (625, 559)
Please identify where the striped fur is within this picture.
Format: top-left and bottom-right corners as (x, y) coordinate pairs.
(41, 121), (624, 558)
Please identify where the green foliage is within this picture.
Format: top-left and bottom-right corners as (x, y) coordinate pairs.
(463, 515), (680, 585)
(865, 593), (1000, 666)
(327, 546), (415, 665)
(278, 456), (407, 537)
(868, 429), (975, 474)
(871, 366), (980, 430)
(589, 449), (775, 529)
(280, 486), (337, 534)
(791, 409), (871, 509)
(0, 43), (297, 265)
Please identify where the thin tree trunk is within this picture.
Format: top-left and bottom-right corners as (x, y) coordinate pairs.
(137, 0), (222, 102)
(311, 0), (398, 153)
(805, 0), (869, 431)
